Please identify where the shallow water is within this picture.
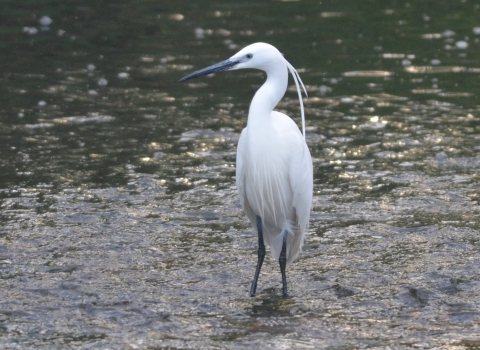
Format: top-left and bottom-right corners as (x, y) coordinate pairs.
(1, 0), (480, 348)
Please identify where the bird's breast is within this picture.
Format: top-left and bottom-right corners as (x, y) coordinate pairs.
(241, 148), (295, 228)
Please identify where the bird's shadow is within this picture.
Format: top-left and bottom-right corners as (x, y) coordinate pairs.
(247, 289), (295, 317)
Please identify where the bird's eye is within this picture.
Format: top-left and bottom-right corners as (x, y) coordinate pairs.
(246, 53), (253, 59)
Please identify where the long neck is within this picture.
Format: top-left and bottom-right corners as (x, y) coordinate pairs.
(247, 65), (288, 129)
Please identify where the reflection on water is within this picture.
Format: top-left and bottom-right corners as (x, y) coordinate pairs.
(1, 0), (480, 348)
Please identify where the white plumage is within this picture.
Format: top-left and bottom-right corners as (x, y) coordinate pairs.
(180, 42), (313, 297)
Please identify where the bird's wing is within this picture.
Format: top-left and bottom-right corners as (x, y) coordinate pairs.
(236, 127), (257, 225)
(270, 111), (313, 233)
(289, 140), (313, 233)
(236, 128), (247, 208)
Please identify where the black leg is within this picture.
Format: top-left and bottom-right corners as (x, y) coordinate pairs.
(249, 215), (265, 297)
(279, 232), (288, 298)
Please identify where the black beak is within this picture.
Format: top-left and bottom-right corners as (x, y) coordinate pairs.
(179, 58), (241, 82)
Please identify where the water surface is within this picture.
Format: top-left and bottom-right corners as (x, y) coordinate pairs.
(1, 0), (480, 348)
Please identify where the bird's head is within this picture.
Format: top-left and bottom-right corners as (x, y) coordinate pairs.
(228, 42), (284, 71)
(179, 42), (308, 139)
(179, 42), (285, 82)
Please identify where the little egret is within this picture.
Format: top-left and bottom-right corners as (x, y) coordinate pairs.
(180, 43), (313, 298)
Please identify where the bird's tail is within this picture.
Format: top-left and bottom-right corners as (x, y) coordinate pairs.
(266, 222), (305, 267)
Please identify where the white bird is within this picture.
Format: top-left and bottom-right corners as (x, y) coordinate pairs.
(180, 42), (313, 298)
